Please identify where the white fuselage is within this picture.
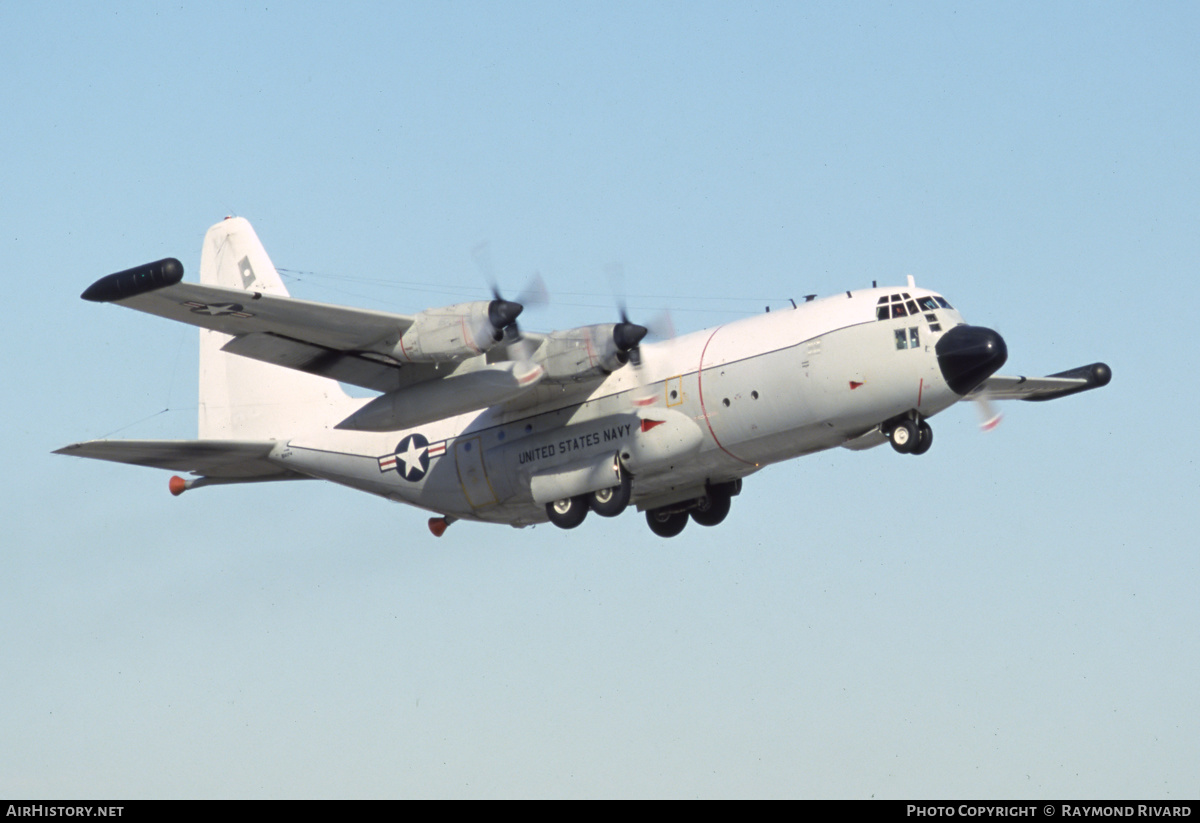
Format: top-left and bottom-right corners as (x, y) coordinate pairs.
(271, 285), (966, 527)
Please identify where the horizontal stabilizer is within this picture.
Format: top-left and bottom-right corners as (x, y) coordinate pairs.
(53, 439), (307, 480)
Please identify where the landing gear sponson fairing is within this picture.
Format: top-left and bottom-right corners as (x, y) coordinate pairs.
(56, 218), (1112, 537)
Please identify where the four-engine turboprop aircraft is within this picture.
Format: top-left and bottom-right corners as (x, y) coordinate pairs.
(56, 217), (1112, 537)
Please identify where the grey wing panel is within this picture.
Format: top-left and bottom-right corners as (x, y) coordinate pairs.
(82, 274), (427, 391)
(973, 363), (1112, 402)
(105, 282), (413, 350)
(220, 332), (440, 394)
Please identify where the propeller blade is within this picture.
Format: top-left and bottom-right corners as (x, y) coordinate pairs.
(644, 309), (675, 342)
(975, 395), (1004, 432)
(471, 240), (500, 299)
(516, 272), (549, 309)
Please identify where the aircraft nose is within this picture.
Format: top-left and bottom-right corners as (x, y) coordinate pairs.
(936, 325), (1008, 395)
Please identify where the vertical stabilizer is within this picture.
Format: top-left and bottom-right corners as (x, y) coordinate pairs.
(198, 217), (355, 439)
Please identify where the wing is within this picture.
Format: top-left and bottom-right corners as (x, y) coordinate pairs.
(53, 439), (305, 479)
(971, 362), (1112, 402)
(81, 260), (435, 393)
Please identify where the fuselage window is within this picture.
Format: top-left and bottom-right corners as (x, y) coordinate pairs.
(935, 297), (953, 309)
(918, 296), (939, 311)
(895, 327), (921, 351)
(891, 303), (908, 318)
(877, 306), (890, 321)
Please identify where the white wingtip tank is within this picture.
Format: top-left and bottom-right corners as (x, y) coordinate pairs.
(198, 217), (354, 440)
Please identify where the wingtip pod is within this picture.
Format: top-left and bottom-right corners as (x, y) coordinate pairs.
(168, 475), (189, 496)
(81, 258), (184, 302)
(1084, 362), (1112, 388)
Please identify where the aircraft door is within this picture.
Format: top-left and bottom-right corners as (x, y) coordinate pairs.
(455, 436), (498, 508)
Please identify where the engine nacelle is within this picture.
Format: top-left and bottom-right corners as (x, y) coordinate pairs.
(390, 299), (522, 364)
(535, 322), (645, 381)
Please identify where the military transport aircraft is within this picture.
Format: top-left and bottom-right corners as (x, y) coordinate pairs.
(56, 217), (1112, 537)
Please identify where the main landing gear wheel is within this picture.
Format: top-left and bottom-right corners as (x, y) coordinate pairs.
(646, 507), (689, 538)
(889, 419), (918, 454)
(589, 467), (632, 517)
(546, 495), (589, 529)
(690, 486), (732, 527)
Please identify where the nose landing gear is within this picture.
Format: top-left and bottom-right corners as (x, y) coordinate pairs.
(887, 416), (933, 455)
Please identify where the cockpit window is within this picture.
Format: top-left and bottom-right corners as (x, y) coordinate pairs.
(875, 293), (953, 321)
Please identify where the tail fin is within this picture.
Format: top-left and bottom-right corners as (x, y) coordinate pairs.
(198, 217), (355, 440)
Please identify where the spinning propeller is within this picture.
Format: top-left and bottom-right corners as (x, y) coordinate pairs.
(974, 394), (1004, 432)
(608, 263), (673, 406)
(473, 241), (549, 366)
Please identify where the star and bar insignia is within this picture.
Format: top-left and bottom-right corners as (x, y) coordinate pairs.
(183, 300), (255, 318)
(377, 433), (446, 482)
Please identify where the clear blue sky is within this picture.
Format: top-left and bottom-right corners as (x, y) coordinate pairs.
(3, 1), (1196, 799)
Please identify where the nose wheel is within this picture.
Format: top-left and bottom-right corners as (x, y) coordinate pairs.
(888, 418), (933, 455)
(913, 421), (933, 455)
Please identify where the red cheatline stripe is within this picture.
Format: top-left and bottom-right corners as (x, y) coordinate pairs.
(697, 327), (756, 466)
